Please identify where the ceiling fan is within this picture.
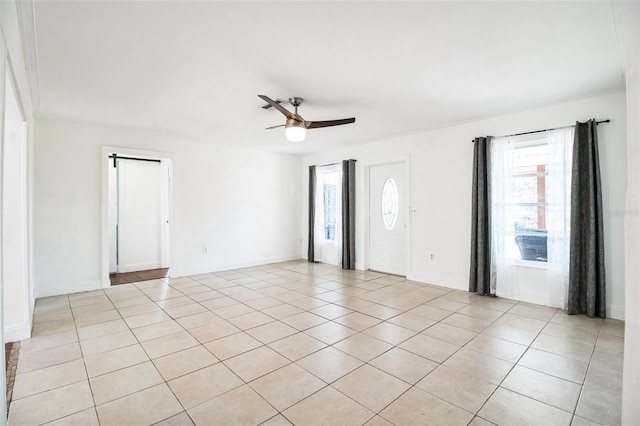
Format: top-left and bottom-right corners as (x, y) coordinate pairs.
(259, 95), (355, 142)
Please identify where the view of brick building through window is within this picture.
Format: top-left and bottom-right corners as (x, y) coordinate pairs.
(537, 164), (546, 230)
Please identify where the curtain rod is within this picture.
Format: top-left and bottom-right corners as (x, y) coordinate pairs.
(313, 159), (357, 168)
(109, 154), (162, 168)
(471, 119), (610, 142)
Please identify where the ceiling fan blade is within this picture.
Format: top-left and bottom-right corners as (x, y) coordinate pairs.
(265, 124), (285, 130)
(306, 118), (355, 129)
(261, 98), (286, 110)
(258, 95), (302, 121)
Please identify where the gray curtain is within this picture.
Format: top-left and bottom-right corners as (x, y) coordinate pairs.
(568, 120), (606, 318)
(469, 136), (495, 295)
(308, 166), (316, 262)
(342, 159), (356, 269)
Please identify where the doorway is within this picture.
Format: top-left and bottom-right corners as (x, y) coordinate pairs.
(107, 154), (171, 284)
(2, 67), (31, 341)
(369, 162), (406, 275)
(2, 58), (31, 417)
(313, 163), (343, 266)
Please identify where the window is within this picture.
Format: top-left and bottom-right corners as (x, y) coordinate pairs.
(323, 183), (337, 240)
(489, 127), (573, 306)
(492, 129), (573, 266)
(313, 164), (343, 265)
(381, 177), (398, 230)
(511, 142), (548, 262)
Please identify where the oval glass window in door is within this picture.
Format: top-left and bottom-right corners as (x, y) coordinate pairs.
(381, 177), (398, 230)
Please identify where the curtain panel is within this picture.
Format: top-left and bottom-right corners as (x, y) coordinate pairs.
(469, 136), (495, 295)
(568, 119), (606, 318)
(342, 159), (356, 269)
(545, 128), (574, 309)
(490, 136), (516, 299)
(308, 165), (316, 262)
(490, 129), (573, 307)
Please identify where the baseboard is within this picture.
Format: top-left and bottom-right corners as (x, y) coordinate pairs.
(406, 272), (466, 291)
(169, 254), (301, 278)
(35, 279), (103, 299)
(608, 303), (625, 320)
(408, 272), (626, 321)
(4, 324), (31, 343)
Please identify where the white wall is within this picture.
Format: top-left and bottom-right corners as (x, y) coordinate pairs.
(1, 0), (36, 342)
(301, 91), (627, 319)
(622, 1), (640, 423)
(34, 117), (301, 298)
(0, 0), (36, 421)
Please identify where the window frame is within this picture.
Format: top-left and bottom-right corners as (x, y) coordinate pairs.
(322, 182), (337, 241)
(507, 139), (549, 264)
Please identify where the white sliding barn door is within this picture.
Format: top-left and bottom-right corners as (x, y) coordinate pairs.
(116, 159), (164, 273)
(108, 160), (118, 273)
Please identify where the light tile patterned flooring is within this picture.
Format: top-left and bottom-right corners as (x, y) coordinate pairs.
(9, 261), (624, 425)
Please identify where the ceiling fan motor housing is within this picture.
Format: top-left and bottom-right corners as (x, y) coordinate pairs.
(286, 118), (305, 128)
(289, 97), (304, 107)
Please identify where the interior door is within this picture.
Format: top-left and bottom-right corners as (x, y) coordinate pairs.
(369, 162), (406, 275)
(108, 160), (118, 273)
(116, 159), (163, 273)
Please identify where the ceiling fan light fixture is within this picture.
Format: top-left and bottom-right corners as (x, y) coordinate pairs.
(259, 95), (355, 142)
(285, 120), (306, 142)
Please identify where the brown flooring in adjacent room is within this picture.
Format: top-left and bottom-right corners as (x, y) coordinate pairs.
(9, 261), (624, 425)
(110, 268), (169, 285)
(4, 342), (20, 415)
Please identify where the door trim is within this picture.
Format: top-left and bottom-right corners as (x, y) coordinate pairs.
(364, 157), (411, 276)
(101, 146), (175, 288)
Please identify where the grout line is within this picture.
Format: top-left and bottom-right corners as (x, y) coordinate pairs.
(19, 261), (622, 425)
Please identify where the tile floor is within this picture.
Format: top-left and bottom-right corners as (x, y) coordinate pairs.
(9, 261), (624, 425)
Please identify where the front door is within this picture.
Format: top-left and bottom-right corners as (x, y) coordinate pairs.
(369, 162), (405, 275)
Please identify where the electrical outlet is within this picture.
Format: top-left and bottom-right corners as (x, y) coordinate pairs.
(429, 253), (435, 261)
(410, 207), (418, 215)
(202, 246), (208, 254)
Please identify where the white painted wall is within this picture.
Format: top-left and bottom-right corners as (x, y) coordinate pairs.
(622, 1), (640, 423)
(34, 117), (301, 298)
(301, 91), (627, 319)
(1, 3), (36, 336)
(0, 30), (6, 426)
(0, 1), (37, 421)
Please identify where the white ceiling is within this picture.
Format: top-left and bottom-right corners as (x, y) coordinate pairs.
(31, 1), (624, 154)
